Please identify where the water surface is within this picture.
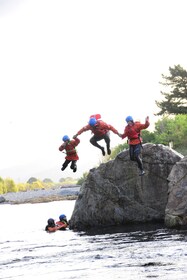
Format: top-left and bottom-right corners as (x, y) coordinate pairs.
(1, 201), (187, 280)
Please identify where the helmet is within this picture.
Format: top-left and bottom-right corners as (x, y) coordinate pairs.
(62, 135), (70, 142)
(47, 218), (55, 226)
(59, 214), (67, 221)
(88, 117), (97, 127)
(126, 116), (134, 123)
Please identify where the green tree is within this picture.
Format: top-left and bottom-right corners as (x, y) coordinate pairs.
(154, 117), (175, 145)
(4, 178), (18, 193)
(30, 180), (44, 190)
(141, 130), (156, 143)
(153, 114), (187, 154)
(16, 183), (27, 192)
(156, 64), (187, 115)
(0, 180), (4, 194)
(0, 177), (5, 194)
(27, 177), (38, 184)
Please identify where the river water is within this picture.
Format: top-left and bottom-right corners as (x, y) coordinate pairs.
(1, 200), (187, 280)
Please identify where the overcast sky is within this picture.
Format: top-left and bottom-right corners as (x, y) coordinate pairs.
(0, 0), (187, 182)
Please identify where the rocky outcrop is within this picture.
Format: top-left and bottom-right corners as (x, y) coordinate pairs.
(165, 156), (187, 228)
(70, 144), (183, 230)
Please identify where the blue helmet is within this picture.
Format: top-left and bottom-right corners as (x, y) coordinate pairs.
(126, 116), (134, 123)
(62, 135), (70, 142)
(88, 117), (97, 127)
(59, 214), (67, 221)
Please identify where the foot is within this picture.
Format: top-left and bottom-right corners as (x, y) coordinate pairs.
(101, 147), (105, 156)
(107, 147), (111, 155)
(61, 167), (65, 171)
(73, 165), (77, 172)
(139, 170), (145, 176)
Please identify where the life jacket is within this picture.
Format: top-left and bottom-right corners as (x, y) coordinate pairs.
(56, 220), (68, 230)
(90, 120), (110, 135)
(126, 122), (141, 140)
(65, 141), (77, 156)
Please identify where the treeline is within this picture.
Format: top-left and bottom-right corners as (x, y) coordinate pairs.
(0, 176), (78, 195)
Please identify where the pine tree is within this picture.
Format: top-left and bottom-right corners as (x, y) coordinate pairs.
(155, 65), (187, 115)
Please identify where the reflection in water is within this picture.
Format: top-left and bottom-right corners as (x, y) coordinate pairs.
(0, 201), (187, 280)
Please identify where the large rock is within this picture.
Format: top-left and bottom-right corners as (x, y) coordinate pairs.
(70, 144), (183, 230)
(165, 156), (187, 228)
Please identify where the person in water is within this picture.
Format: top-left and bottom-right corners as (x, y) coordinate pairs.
(73, 114), (121, 156)
(56, 214), (69, 230)
(45, 218), (65, 232)
(59, 135), (80, 172)
(121, 115), (150, 176)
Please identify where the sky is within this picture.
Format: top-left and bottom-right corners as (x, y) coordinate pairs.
(0, 0), (187, 183)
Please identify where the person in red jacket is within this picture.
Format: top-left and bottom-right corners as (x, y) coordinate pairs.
(73, 115), (121, 156)
(121, 116), (150, 176)
(56, 214), (69, 230)
(59, 135), (80, 172)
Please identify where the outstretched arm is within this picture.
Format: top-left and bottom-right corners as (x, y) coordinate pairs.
(73, 125), (90, 139)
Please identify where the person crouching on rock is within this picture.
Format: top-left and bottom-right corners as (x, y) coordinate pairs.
(56, 214), (69, 230)
(59, 135), (80, 172)
(45, 218), (65, 232)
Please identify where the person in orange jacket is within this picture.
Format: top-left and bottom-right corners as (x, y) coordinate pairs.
(59, 135), (80, 172)
(56, 214), (69, 230)
(121, 116), (150, 176)
(73, 115), (121, 156)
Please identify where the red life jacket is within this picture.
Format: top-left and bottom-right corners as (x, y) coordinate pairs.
(126, 122), (141, 140)
(65, 141), (77, 156)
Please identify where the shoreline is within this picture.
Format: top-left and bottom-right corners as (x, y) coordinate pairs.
(0, 186), (80, 205)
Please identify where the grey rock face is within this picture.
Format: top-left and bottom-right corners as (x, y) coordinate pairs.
(0, 196), (6, 203)
(70, 144), (182, 230)
(165, 156), (187, 228)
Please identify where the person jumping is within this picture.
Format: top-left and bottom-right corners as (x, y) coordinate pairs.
(59, 135), (80, 172)
(121, 116), (150, 176)
(73, 114), (121, 156)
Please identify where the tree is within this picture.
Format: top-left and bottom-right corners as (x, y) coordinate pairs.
(43, 178), (53, 183)
(155, 65), (187, 115)
(4, 178), (18, 193)
(0, 178), (5, 194)
(30, 180), (44, 190)
(27, 177), (38, 184)
(16, 183), (26, 192)
(153, 114), (187, 155)
(141, 130), (156, 143)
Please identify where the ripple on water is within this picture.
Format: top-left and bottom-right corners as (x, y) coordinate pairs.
(1, 202), (187, 280)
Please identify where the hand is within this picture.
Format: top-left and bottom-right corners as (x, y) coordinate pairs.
(145, 116), (149, 122)
(73, 134), (78, 139)
(118, 133), (122, 138)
